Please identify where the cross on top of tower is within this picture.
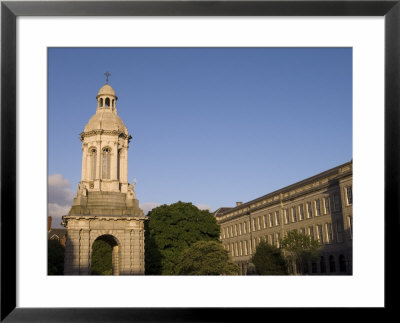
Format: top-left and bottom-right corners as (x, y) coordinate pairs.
(104, 71), (111, 83)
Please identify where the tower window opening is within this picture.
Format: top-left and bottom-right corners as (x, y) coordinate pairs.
(105, 98), (110, 107)
(90, 148), (97, 180)
(99, 98), (103, 107)
(112, 99), (115, 108)
(102, 147), (111, 179)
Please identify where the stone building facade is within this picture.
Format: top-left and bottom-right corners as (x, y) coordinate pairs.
(215, 161), (353, 275)
(62, 81), (146, 275)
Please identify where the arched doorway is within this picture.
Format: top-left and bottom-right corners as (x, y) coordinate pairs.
(91, 234), (120, 275)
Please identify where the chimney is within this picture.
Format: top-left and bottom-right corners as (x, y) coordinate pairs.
(48, 216), (52, 231)
(236, 202), (243, 207)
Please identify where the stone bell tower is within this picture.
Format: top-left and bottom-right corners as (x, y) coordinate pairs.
(62, 75), (146, 275)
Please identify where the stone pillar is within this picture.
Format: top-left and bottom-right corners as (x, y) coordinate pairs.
(121, 147), (128, 183)
(96, 143), (101, 180)
(112, 245), (119, 275)
(119, 147), (128, 193)
(64, 229), (80, 275)
(81, 144), (88, 182)
(79, 229), (90, 275)
(139, 226), (145, 274)
(111, 142), (118, 182)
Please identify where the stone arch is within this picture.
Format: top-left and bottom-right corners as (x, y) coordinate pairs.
(105, 97), (110, 107)
(91, 233), (122, 275)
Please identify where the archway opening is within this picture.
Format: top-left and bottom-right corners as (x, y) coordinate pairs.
(91, 234), (120, 275)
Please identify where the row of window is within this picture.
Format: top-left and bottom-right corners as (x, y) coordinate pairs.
(221, 187), (352, 239)
(309, 255), (348, 274)
(89, 147), (113, 180)
(98, 97), (115, 108)
(224, 218), (353, 258)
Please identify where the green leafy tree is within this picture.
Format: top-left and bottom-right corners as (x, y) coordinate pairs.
(177, 240), (239, 275)
(145, 201), (220, 275)
(251, 241), (288, 275)
(91, 239), (113, 275)
(48, 239), (65, 275)
(280, 230), (320, 275)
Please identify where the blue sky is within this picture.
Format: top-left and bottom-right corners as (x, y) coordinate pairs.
(48, 47), (352, 227)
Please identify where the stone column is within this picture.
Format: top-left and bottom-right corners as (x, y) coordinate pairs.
(121, 229), (134, 275)
(119, 147), (128, 193)
(139, 226), (145, 274)
(120, 147), (128, 184)
(81, 144), (88, 182)
(97, 143), (101, 179)
(112, 245), (119, 275)
(111, 141), (118, 182)
(79, 229), (91, 275)
(64, 229), (81, 275)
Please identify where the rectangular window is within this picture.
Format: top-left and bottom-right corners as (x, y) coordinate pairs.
(270, 234), (274, 245)
(252, 219), (256, 231)
(326, 223), (333, 243)
(239, 223), (242, 236)
(275, 211), (280, 226)
(299, 204), (304, 220)
(244, 241), (248, 255)
(239, 241), (243, 256)
(346, 186), (353, 205)
(276, 233), (281, 248)
(347, 216), (353, 239)
(269, 213), (274, 227)
(243, 222), (247, 234)
(301, 227), (306, 235)
(285, 209), (290, 224)
(230, 226), (233, 237)
(292, 207), (297, 222)
(336, 220), (343, 242)
(263, 215), (267, 229)
(324, 197), (330, 214)
(317, 224), (324, 244)
(307, 202), (313, 218)
(234, 224), (238, 236)
(315, 199), (321, 216)
(257, 217), (261, 230)
(308, 226), (314, 240)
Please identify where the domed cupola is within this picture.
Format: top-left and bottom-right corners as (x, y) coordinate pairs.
(96, 72), (118, 112)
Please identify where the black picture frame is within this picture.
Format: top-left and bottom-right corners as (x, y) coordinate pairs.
(1, 1), (398, 321)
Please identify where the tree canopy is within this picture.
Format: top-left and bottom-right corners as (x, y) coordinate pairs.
(177, 240), (239, 275)
(145, 201), (220, 275)
(251, 241), (287, 275)
(48, 239), (65, 275)
(280, 230), (320, 275)
(91, 239), (113, 275)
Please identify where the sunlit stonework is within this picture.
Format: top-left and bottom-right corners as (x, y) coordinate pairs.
(62, 80), (146, 275)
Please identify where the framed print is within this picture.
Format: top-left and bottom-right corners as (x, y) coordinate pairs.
(1, 0), (398, 321)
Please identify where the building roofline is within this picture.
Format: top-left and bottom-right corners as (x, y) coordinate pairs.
(216, 160), (352, 217)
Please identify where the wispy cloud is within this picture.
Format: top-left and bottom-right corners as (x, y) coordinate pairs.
(48, 174), (75, 228)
